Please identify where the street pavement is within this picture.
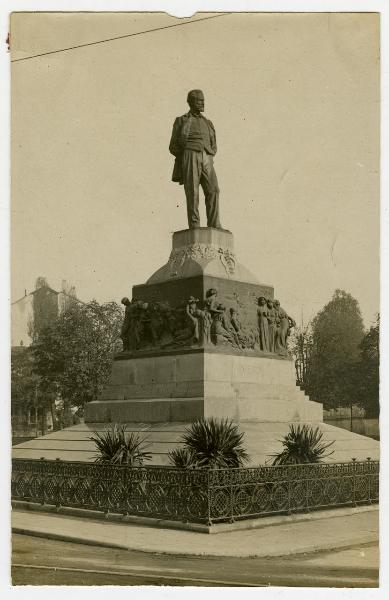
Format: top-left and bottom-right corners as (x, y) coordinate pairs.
(12, 505), (378, 558)
(11, 534), (379, 587)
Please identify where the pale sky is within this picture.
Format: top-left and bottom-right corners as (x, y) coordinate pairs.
(11, 12), (380, 327)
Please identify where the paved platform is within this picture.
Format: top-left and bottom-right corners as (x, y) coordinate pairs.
(12, 420), (380, 465)
(12, 505), (379, 558)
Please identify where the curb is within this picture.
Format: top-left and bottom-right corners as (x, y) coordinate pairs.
(12, 527), (379, 559)
(12, 500), (378, 534)
(12, 527), (129, 552)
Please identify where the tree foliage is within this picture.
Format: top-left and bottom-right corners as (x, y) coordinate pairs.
(11, 346), (54, 434)
(32, 299), (123, 409)
(355, 315), (380, 417)
(11, 347), (40, 406)
(305, 290), (365, 409)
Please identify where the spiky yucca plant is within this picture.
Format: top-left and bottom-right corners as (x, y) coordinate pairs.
(89, 424), (151, 466)
(168, 447), (197, 469)
(270, 424), (334, 465)
(173, 417), (249, 469)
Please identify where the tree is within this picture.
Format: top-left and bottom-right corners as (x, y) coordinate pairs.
(11, 347), (54, 436)
(32, 299), (123, 412)
(355, 315), (379, 418)
(306, 290), (365, 410)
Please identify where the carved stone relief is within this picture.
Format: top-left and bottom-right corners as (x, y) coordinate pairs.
(167, 243), (236, 277)
(120, 289), (295, 357)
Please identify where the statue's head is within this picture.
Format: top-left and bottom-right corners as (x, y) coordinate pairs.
(187, 296), (199, 307)
(206, 287), (217, 298)
(187, 89), (205, 113)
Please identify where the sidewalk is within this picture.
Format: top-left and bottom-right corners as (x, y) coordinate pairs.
(12, 506), (379, 558)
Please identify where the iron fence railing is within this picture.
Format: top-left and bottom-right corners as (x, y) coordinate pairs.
(12, 458), (379, 525)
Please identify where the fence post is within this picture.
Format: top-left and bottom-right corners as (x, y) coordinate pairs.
(366, 457), (372, 504)
(305, 477), (310, 513)
(40, 457), (45, 506)
(352, 458), (357, 507)
(229, 471), (235, 523)
(206, 469), (212, 527)
(104, 466), (110, 518)
(287, 472), (292, 515)
(123, 465), (129, 517)
(55, 458), (61, 510)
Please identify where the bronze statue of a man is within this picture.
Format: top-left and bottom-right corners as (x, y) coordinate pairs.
(169, 90), (221, 229)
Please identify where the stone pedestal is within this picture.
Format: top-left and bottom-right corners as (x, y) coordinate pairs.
(85, 351), (322, 424)
(131, 228), (273, 341)
(85, 227), (320, 426)
(145, 227), (268, 285)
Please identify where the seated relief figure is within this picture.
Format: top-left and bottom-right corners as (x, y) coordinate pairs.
(229, 308), (257, 350)
(229, 308), (245, 348)
(168, 297), (199, 347)
(210, 303), (238, 347)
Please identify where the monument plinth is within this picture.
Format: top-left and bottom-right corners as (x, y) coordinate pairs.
(85, 228), (321, 425)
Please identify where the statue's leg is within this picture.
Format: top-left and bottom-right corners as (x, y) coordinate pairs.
(201, 152), (221, 228)
(182, 150), (201, 228)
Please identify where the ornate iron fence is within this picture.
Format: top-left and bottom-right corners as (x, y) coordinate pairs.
(206, 460), (379, 523)
(12, 458), (378, 525)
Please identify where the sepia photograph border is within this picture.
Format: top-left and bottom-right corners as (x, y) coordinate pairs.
(1, 0), (388, 598)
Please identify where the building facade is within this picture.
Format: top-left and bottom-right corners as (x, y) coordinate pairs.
(11, 279), (77, 443)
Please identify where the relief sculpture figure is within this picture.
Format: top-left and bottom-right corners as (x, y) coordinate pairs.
(169, 90), (221, 229)
(120, 298), (143, 352)
(229, 308), (245, 348)
(185, 296), (204, 345)
(257, 297), (270, 352)
(120, 291), (293, 356)
(203, 288), (218, 344)
(274, 299), (296, 354)
(210, 303), (237, 347)
(120, 297), (132, 351)
(229, 308), (256, 349)
(266, 299), (277, 353)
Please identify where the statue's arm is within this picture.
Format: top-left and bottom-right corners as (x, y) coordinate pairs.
(208, 119), (217, 155)
(169, 118), (182, 157)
